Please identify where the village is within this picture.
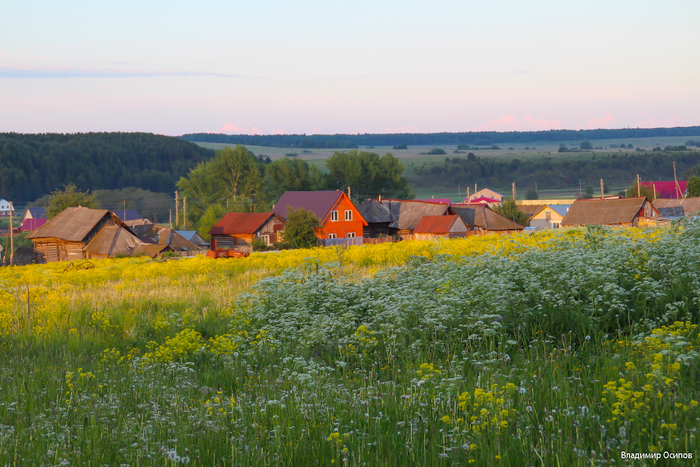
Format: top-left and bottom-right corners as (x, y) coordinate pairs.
(0, 179), (695, 266)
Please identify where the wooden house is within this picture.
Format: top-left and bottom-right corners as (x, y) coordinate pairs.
(83, 225), (151, 259)
(653, 198), (700, 218)
(176, 230), (210, 248)
(209, 212), (286, 252)
(26, 207), (128, 262)
(357, 199), (393, 238)
(527, 205), (571, 228)
(561, 197), (662, 227)
(413, 215), (468, 240)
(272, 191), (367, 246)
(451, 205), (525, 233)
(20, 217), (48, 232)
(380, 199), (454, 240)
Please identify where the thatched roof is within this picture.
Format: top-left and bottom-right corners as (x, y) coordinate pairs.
(451, 205), (524, 231)
(561, 197), (658, 226)
(26, 207), (121, 242)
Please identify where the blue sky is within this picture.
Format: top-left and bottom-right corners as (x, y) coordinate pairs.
(1, 1), (699, 136)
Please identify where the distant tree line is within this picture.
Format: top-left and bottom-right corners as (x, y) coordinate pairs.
(181, 126), (700, 148)
(415, 151), (700, 192)
(0, 132), (214, 202)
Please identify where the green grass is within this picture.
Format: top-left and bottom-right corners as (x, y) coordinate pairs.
(1, 224), (699, 465)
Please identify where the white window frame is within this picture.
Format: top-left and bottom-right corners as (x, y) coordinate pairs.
(347, 232), (356, 238)
(344, 210), (353, 221)
(260, 234), (270, 245)
(328, 233), (337, 239)
(330, 210), (339, 222)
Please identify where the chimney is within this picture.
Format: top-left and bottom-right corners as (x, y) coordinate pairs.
(378, 195), (382, 202)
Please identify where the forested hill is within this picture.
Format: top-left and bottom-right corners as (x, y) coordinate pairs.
(0, 133), (214, 203)
(181, 126), (700, 148)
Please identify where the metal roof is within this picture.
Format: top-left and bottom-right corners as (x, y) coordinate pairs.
(414, 215), (466, 234)
(561, 197), (656, 226)
(273, 191), (344, 220)
(381, 199), (452, 230)
(130, 224), (201, 250)
(653, 198), (700, 216)
(358, 200), (392, 223)
(20, 218), (48, 232)
(452, 205), (524, 230)
(209, 212), (283, 235)
(26, 207), (118, 242)
(642, 181), (687, 199)
(518, 204), (547, 217)
(115, 209), (143, 222)
(25, 207), (47, 218)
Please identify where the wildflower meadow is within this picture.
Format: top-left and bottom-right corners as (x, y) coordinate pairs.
(0, 222), (699, 466)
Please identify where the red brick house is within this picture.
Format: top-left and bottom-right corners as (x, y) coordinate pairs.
(272, 191), (367, 246)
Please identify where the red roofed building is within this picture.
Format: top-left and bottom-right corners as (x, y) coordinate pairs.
(641, 181), (687, 199)
(413, 215), (468, 240)
(272, 191), (367, 246)
(209, 212), (286, 253)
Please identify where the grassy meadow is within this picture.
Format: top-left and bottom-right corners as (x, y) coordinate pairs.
(1, 223), (700, 465)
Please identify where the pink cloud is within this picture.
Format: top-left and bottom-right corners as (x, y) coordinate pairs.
(208, 122), (263, 135)
(587, 114), (614, 129)
(472, 115), (563, 132)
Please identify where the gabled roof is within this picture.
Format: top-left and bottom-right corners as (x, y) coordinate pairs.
(417, 198), (452, 204)
(272, 191), (344, 221)
(84, 225), (145, 257)
(561, 197), (658, 226)
(518, 205), (547, 218)
(381, 199), (453, 230)
(209, 212), (284, 236)
(414, 215), (466, 234)
(451, 205), (524, 230)
(527, 204), (572, 220)
(25, 207), (47, 219)
(653, 198), (700, 217)
(466, 196), (501, 204)
(642, 181), (687, 199)
(130, 224), (201, 250)
(115, 209), (143, 222)
(26, 207), (121, 242)
(358, 200), (392, 223)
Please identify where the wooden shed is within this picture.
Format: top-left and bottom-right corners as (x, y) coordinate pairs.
(380, 199), (454, 240)
(413, 215), (469, 240)
(357, 199), (393, 238)
(451, 204), (524, 233)
(27, 207), (127, 263)
(561, 197), (662, 227)
(210, 212), (286, 253)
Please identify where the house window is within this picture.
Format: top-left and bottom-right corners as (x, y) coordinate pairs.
(328, 233), (337, 239)
(348, 232), (356, 238)
(330, 210), (339, 221)
(545, 211), (551, 221)
(260, 235), (270, 245)
(344, 210), (353, 221)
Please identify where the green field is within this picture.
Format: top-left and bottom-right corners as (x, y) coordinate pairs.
(1, 224), (699, 465)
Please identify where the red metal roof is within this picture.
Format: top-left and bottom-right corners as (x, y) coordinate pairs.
(641, 181), (687, 199)
(272, 191), (344, 220)
(466, 196), (500, 204)
(209, 212), (281, 235)
(414, 215), (462, 234)
(20, 217), (48, 232)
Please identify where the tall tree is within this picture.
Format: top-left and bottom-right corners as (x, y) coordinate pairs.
(325, 150), (414, 201)
(46, 183), (99, 218)
(493, 198), (528, 226)
(265, 158), (326, 199)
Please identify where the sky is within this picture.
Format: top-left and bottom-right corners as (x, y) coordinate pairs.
(1, 0), (699, 136)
